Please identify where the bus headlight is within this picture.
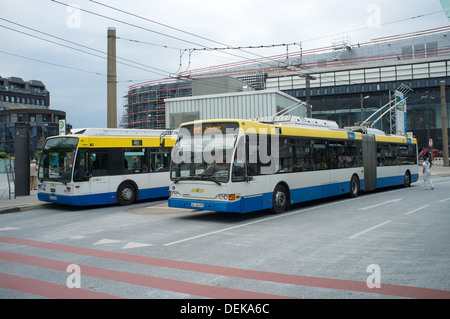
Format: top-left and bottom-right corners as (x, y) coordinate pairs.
(170, 191), (180, 197)
(215, 194), (238, 201)
(216, 194), (228, 200)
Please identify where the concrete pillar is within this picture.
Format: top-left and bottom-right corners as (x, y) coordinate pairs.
(15, 127), (30, 196)
(107, 27), (117, 128)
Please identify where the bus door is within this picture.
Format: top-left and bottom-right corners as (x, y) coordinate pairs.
(74, 149), (110, 198)
(362, 134), (377, 191)
(243, 134), (272, 211)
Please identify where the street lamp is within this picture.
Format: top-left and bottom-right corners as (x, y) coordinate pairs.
(360, 94), (369, 122)
(421, 92), (436, 157)
(303, 74), (316, 117)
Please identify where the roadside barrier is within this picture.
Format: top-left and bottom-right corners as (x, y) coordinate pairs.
(432, 157), (444, 166)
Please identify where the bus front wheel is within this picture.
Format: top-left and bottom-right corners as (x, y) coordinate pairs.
(403, 171), (411, 187)
(349, 175), (360, 198)
(117, 182), (136, 205)
(272, 184), (288, 214)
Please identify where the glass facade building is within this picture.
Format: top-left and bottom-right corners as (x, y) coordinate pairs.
(0, 76), (71, 158)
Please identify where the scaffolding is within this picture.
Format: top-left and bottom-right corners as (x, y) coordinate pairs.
(121, 80), (192, 129)
(331, 36), (352, 61)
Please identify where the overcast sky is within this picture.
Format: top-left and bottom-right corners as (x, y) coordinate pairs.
(1, 0), (449, 128)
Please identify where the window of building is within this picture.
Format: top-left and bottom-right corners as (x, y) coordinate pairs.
(402, 45), (413, 59)
(426, 42), (438, 56)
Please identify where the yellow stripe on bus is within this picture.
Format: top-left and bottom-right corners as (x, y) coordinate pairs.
(77, 136), (176, 148)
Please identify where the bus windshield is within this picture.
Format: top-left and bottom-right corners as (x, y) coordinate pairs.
(170, 122), (239, 184)
(38, 137), (78, 184)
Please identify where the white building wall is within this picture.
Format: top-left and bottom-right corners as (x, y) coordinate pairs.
(165, 90), (306, 128)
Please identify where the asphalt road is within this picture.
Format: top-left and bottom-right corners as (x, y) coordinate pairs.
(1, 176), (450, 303)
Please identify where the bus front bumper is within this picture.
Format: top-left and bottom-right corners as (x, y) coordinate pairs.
(168, 198), (243, 213)
(38, 192), (117, 206)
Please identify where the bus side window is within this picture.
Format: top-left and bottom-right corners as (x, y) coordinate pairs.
(109, 149), (123, 175)
(91, 151), (108, 176)
(124, 148), (148, 173)
(151, 152), (169, 172)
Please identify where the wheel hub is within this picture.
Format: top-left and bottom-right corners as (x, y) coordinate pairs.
(122, 188), (133, 200)
(275, 190), (286, 207)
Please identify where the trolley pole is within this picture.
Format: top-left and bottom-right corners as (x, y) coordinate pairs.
(441, 80), (449, 166)
(107, 27), (117, 128)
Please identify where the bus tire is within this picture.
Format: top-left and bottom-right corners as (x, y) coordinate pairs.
(117, 182), (136, 205)
(403, 171), (411, 187)
(272, 183), (288, 214)
(349, 175), (360, 198)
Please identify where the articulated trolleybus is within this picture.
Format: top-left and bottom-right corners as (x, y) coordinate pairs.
(38, 128), (176, 206)
(168, 116), (418, 214)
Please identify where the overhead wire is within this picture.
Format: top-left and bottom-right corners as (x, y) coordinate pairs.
(81, 0), (447, 83)
(16, 1), (444, 84)
(0, 50), (106, 76)
(87, 0), (293, 65)
(53, 0), (290, 70)
(85, 2), (445, 61)
(0, 17), (171, 77)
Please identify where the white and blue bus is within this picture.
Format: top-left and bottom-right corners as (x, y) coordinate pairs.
(168, 117), (418, 214)
(38, 128), (176, 206)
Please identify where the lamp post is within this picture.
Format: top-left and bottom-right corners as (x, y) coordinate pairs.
(360, 94), (369, 122)
(421, 92), (435, 158)
(304, 74), (316, 118)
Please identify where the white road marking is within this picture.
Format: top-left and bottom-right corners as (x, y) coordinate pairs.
(358, 198), (404, 211)
(70, 235), (86, 239)
(0, 227), (19, 231)
(163, 184), (436, 246)
(122, 242), (153, 249)
(164, 198), (360, 246)
(439, 198), (450, 203)
(404, 205), (430, 215)
(93, 239), (123, 245)
(349, 220), (392, 239)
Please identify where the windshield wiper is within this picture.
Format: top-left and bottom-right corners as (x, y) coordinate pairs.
(172, 176), (202, 184)
(200, 175), (222, 185)
(172, 175), (221, 185)
(44, 177), (68, 185)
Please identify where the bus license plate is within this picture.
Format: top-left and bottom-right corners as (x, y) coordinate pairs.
(191, 202), (204, 208)
(50, 196), (57, 200)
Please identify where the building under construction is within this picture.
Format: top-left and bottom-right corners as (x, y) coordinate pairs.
(121, 26), (450, 151)
(122, 80), (191, 129)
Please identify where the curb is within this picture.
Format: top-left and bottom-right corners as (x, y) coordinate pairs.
(0, 203), (51, 215)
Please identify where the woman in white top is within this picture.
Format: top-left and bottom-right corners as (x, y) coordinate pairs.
(422, 157), (434, 190)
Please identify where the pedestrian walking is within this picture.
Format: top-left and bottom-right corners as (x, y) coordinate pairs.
(30, 159), (38, 190)
(422, 157), (434, 190)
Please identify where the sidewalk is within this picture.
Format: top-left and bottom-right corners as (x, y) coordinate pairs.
(0, 173), (51, 214)
(1, 166), (450, 214)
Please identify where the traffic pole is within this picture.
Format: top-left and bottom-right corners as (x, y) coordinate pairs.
(441, 81), (449, 166)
